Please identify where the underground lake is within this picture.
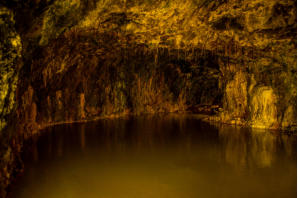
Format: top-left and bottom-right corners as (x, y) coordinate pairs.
(8, 115), (297, 198)
(0, 0), (297, 197)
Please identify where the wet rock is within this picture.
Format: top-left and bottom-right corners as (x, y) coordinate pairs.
(249, 86), (278, 129)
(0, 7), (22, 131)
(281, 105), (296, 129)
(224, 70), (248, 119)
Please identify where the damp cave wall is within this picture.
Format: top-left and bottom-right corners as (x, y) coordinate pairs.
(1, 0), (295, 133)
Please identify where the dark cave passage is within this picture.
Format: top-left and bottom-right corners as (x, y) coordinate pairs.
(16, 30), (224, 129)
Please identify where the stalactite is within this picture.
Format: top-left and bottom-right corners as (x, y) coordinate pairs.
(201, 46), (204, 57)
(216, 40), (218, 55)
(154, 47), (158, 65)
(234, 41), (237, 57)
(194, 48), (197, 63)
(142, 45), (144, 58)
(229, 40), (232, 57)
(227, 53), (230, 67)
(252, 47), (254, 59)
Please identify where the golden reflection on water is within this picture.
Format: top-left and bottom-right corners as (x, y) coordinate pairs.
(9, 115), (296, 198)
(217, 125), (296, 170)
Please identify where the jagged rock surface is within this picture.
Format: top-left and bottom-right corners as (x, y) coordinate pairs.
(0, 7), (22, 197)
(0, 7), (21, 131)
(7, 0), (294, 131)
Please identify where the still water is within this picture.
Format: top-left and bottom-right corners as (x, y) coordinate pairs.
(10, 115), (296, 198)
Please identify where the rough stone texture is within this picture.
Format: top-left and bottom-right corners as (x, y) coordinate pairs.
(0, 7), (22, 197)
(16, 29), (222, 133)
(0, 7), (22, 131)
(224, 70), (248, 119)
(250, 86), (278, 129)
(0, 0), (295, 132)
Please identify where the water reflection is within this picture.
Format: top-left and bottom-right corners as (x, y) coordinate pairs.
(217, 125), (296, 169)
(79, 124), (86, 150)
(10, 115), (296, 198)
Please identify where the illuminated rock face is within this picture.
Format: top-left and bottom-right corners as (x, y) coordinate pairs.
(0, 0), (296, 133)
(0, 7), (21, 132)
(0, 8), (22, 197)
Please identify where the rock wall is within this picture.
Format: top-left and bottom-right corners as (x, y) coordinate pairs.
(16, 29), (222, 134)
(216, 41), (296, 130)
(0, 7), (22, 131)
(0, 7), (23, 197)
(1, 0), (294, 132)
